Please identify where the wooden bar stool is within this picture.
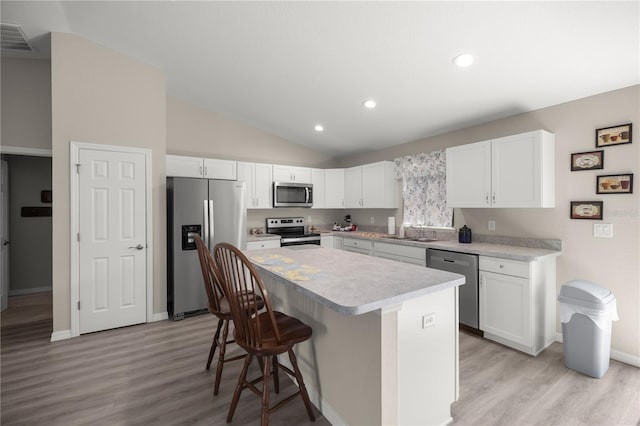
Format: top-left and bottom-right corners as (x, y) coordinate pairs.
(194, 234), (247, 396)
(214, 242), (316, 426)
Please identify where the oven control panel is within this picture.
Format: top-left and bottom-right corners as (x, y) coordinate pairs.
(266, 217), (305, 228)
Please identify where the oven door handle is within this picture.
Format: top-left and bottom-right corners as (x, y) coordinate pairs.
(281, 235), (321, 244)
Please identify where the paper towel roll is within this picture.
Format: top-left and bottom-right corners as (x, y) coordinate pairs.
(387, 217), (396, 235)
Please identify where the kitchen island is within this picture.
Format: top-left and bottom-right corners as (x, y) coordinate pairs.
(246, 246), (465, 426)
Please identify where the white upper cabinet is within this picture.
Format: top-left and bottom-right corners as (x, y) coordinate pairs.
(311, 168), (326, 209)
(345, 161), (397, 208)
(166, 155), (205, 178)
(272, 165), (312, 183)
(446, 130), (554, 208)
(445, 141), (492, 207)
(203, 158), (237, 180)
(238, 162), (272, 209)
(324, 168), (345, 208)
(166, 155), (237, 180)
(344, 166), (362, 208)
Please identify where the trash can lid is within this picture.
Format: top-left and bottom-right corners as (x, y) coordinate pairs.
(558, 279), (616, 310)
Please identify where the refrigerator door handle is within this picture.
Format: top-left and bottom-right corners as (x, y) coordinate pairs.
(203, 200), (209, 247)
(209, 200), (215, 249)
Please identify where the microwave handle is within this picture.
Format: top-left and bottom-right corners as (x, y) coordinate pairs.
(305, 187), (310, 204)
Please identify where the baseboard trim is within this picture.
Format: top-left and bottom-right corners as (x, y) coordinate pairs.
(50, 329), (71, 342)
(9, 287), (52, 296)
(151, 312), (168, 322)
(555, 332), (640, 368)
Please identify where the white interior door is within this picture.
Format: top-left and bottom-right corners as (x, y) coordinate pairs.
(78, 148), (147, 333)
(1, 160), (9, 312)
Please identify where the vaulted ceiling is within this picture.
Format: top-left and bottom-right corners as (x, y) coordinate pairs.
(2, 1), (638, 157)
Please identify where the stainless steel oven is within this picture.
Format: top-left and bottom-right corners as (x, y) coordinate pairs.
(266, 217), (320, 246)
(273, 182), (313, 208)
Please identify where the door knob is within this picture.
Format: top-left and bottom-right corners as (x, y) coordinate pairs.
(2, 240), (9, 246)
(128, 244), (144, 250)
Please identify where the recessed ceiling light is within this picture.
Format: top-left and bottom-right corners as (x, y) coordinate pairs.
(453, 53), (474, 68)
(363, 100), (377, 109)
(314, 124), (324, 132)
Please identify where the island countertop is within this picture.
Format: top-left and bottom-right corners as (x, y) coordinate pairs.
(246, 246), (465, 316)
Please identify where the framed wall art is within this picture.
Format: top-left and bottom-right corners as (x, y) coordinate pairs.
(571, 150), (604, 171)
(570, 201), (603, 220)
(596, 123), (632, 147)
(596, 173), (633, 194)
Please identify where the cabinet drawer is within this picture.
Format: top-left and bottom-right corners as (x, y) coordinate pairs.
(374, 242), (426, 262)
(479, 256), (530, 278)
(343, 238), (372, 250)
(247, 240), (281, 250)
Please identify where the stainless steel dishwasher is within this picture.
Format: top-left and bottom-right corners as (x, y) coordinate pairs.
(427, 248), (481, 334)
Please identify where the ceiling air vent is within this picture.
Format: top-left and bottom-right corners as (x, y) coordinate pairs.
(1, 23), (32, 52)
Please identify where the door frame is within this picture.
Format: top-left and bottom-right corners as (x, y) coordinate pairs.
(70, 141), (153, 337)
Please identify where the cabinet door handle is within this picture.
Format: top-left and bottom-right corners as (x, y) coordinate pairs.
(492, 193), (496, 203)
(204, 166), (208, 176)
(485, 193), (489, 204)
(200, 166), (203, 176)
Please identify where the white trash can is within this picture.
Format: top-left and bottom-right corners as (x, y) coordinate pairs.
(558, 280), (619, 378)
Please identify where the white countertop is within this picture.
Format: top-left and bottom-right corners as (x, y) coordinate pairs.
(246, 246), (465, 316)
(421, 240), (562, 261)
(247, 233), (281, 242)
(327, 231), (562, 261)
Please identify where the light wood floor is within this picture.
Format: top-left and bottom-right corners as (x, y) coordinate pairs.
(451, 332), (640, 426)
(2, 310), (639, 425)
(1, 291), (52, 327)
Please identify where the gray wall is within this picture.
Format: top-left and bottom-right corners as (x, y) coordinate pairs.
(4, 155), (52, 294)
(1, 58), (52, 150)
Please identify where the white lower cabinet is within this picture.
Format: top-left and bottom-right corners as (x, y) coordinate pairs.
(479, 256), (556, 356)
(373, 242), (426, 266)
(343, 238), (372, 256)
(333, 236), (343, 250)
(320, 234), (334, 248)
(247, 239), (281, 250)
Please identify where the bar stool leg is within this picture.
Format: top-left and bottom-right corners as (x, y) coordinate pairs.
(207, 318), (224, 370)
(261, 356), (271, 426)
(272, 355), (280, 394)
(213, 319), (230, 396)
(227, 353), (252, 422)
(288, 349), (316, 421)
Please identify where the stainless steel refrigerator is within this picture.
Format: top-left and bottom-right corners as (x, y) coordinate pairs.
(167, 177), (247, 319)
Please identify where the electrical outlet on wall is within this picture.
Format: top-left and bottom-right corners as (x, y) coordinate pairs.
(488, 220), (496, 231)
(370, 217), (375, 224)
(422, 313), (436, 328)
(593, 223), (613, 238)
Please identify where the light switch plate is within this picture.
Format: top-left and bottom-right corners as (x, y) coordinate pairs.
(593, 223), (613, 238)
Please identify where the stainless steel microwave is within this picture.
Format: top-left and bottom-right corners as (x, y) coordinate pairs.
(273, 182), (313, 207)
